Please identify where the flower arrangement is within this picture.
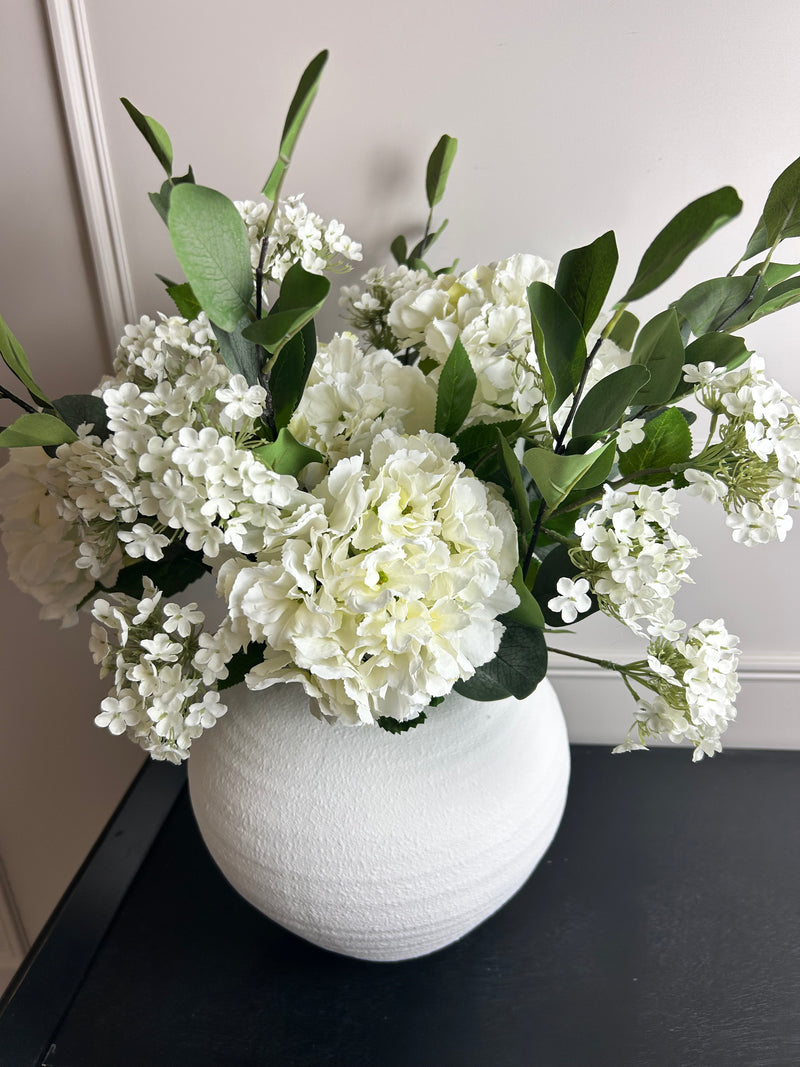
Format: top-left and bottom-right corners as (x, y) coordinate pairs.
(1, 52), (798, 764)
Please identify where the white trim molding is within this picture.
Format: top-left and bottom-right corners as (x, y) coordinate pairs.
(44, 0), (137, 353)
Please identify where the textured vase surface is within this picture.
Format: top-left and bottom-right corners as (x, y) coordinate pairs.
(188, 679), (570, 962)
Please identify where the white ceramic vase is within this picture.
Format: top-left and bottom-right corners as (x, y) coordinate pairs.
(188, 678), (570, 962)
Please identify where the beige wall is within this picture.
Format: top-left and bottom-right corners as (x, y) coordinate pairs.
(0, 0), (799, 976)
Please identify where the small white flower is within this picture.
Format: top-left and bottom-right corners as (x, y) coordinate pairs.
(548, 577), (592, 624)
(616, 419), (646, 453)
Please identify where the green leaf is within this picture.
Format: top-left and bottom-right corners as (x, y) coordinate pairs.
(571, 365), (650, 437)
(168, 184), (253, 332)
(0, 314), (51, 408)
(620, 186), (743, 303)
(532, 544), (598, 628)
(629, 308), (685, 406)
(505, 566), (546, 629)
(104, 544), (210, 602)
(409, 218), (449, 263)
(524, 446), (611, 510)
(213, 317), (263, 387)
(675, 275), (763, 335)
(218, 642), (266, 691)
(743, 260), (800, 287)
(683, 332), (749, 371)
(617, 407), (692, 485)
(527, 282), (587, 414)
(263, 50), (329, 200)
(607, 309), (639, 350)
(425, 135), (458, 209)
(570, 439), (618, 492)
(52, 394), (109, 439)
(434, 337), (477, 437)
(149, 167), (195, 225)
(269, 318), (318, 429)
(242, 263), (330, 355)
(453, 419), (522, 470)
(121, 97), (173, 175)
(453, 620), (547, 701)
(376, 712), (428, 733)
(0, 412), (77, 448)
(747, 277), (800, 323)
(253, 427), (323, 476)
(554, 230), (618, 333)
(496, 430), (533, 534)
(763, 154), (800, 248)
(164, 282), (202, 320)
(390, 235), (408, 265)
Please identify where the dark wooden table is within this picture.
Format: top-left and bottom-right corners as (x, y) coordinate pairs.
(1, 745), (799, 1067)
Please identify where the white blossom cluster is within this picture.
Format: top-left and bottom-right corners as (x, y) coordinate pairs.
(339, 264), (431, 353)
(683, 355), (800, 545)
(217, 430), (520, 725)
(288, 331), (436, 468)
(571, 484), (698, 639)
(613, 619), (741, 761)
(90, 579), (235, 761)
(235, 195), (362, 284)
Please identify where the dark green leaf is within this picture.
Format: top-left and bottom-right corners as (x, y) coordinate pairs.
(409, 218), (449, 263)
(763, 154), (800, 248)
(390, 235), (408, 265)
(617, 407), (692, 485)
(168, 184), (253, 332)
(570, 439), (618, 492)
(218, 642), (266, 691)
(683, 332), (749, 371)
(676, 275), (763, 335)
(0, 412), (77, 448)
(527, 282), (587, 414)
(496, 429), (532, 534)
(253, 427), (323, 476)
(269, 318), (318, 429)
(263, 50), (329, 200)
(743, 260), (800, 287)
(607, 309), (639, 350)
(532, 544), (598, 628)
(505, 566), (546, 629)
(242, 263), (330, 355)
(52, 394), (109, 439)
(434, 337), (477, 437)
(165, 282), (202, 320)
(121, 97), (173, 175)
(523, 446), (610, 510)
(426, 135), (458, 209)
(621, 187), (743, 303)
(0, 314), (51, 408)
(571, 365), (650, 437)
(747, 277), (800, 323)
(453, 419), (522, 469)
(453, 620), (547, 701)
(555, 230), (618, 333)
(213, 316), (263, 386)
(630, 308), (685, 406)
(376, 712), (428, 733)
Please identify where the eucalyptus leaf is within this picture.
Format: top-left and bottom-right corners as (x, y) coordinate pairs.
(254, 427), (323, 476)
(683, 332), (749, 371)
(524, 446), (609, 510)
(505, 566), (547, 629)
(242, 263), (329, 356)
(527, 282), (587, 414)
(607, 309), (639, 350)
(620, 187), (742, 303)
(630, 308), (685, 406)
(426, 135), (458, 209)
(269, 319), (317, 429)
(390, 235), (408, 265)
(571, 365), (650, 437)
(0, 412), (77, 448)
(434, 337), (476, 438)
(168, 184), (253, 332)
(149, 167), (195, 224)
(747, 277), (800, 323)
(675, 275), (763, 335)
(263, 50), (329, 200)
(555, 230), (618, 333)
(121, 97), (173, 175)
(617, 407), (692, 484)
(213, 316), (263, 387)
(453, 419), (522, 470)
(52, 394), (109, 439)
(409, 218), (449, 263)
(0, 314), (51, 408)
(743, 260), (800, 287)
(453, 620), (547, 701)
(570, 439), (619, 492)
(763, 154), (800, 248)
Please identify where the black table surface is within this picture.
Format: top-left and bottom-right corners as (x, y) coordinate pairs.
(1, 744), (799, 1067)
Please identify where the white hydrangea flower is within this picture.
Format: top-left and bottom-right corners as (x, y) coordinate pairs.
(217, 430), (520, 725)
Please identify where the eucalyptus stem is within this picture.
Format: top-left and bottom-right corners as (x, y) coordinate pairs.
(0, 383), (37, 414)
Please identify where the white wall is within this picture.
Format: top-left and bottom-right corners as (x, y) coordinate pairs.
(0, 0), (798, 976)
